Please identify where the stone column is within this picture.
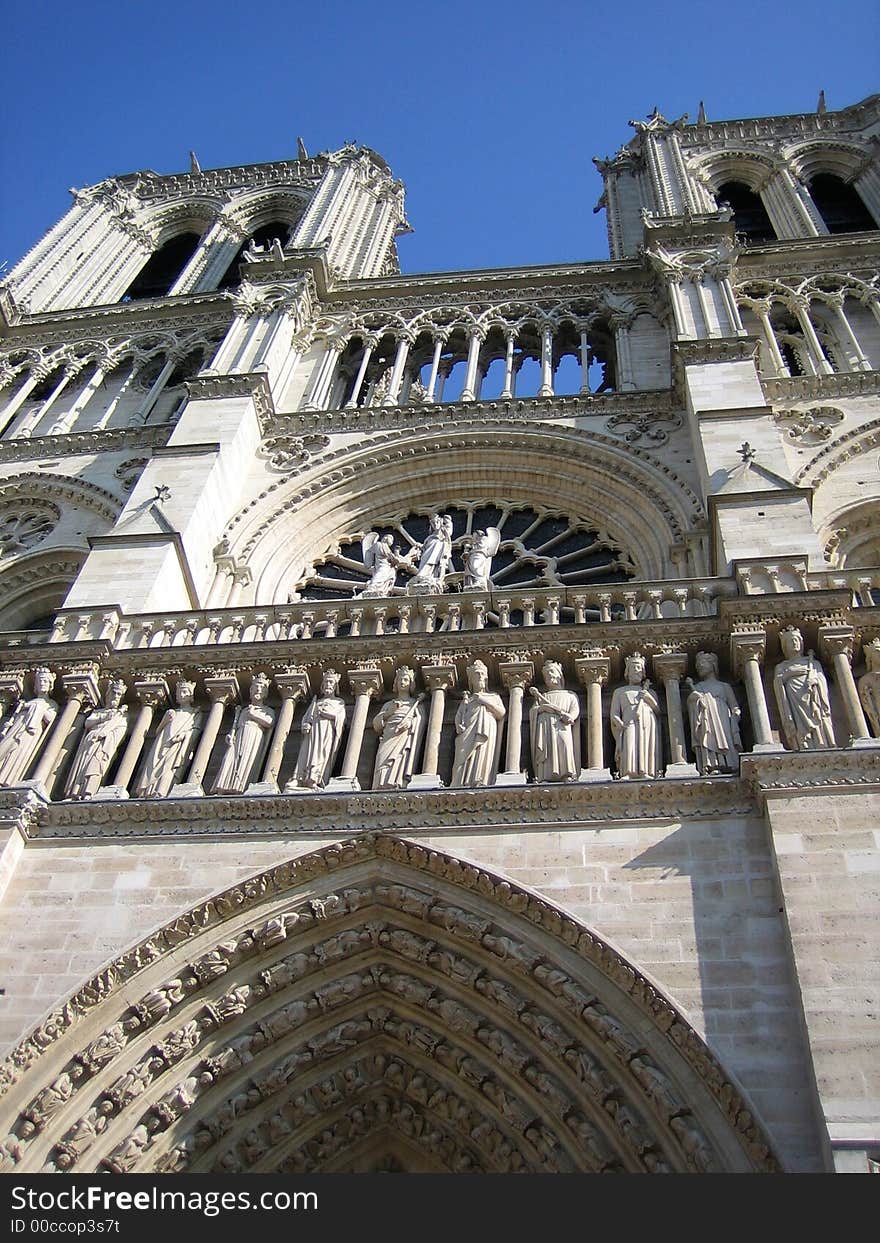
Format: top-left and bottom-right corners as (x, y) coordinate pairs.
(328, 668), (383, 792)
(792, 299), (833, 375)
(538, 326), (554, 397)
(16, 366), (76, 438)
(460, 330), (483, 402)
(175, 675), (239, 795)
(495, 661), (533, 786)
(345, 338), (376, 408)
(575, 656), (611, 781)
(409, 665), (456, 789)
(225, 566), (252, 609)
(94, 678), (168, 800)
(819, 627), (872, 746)
(421, 337), (444, 404)
(500, 332), (516, 398)
(29, 672), (99, 793)
(578, 329), (592, 394)
(827, 295), (871, 371)
(731, 633), (780, 752)
(248, 670), (311, 793)
(0, 373), (40, 436)
(653, 653), (699, 777)
(48, 363), (106, 434)
(384, 336), (411, 406)
(130, 358), (177, 425)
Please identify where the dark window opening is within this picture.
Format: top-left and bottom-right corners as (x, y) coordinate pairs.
(808, 174), (876, 234)
(716, 181), (776, 244)
(217, 221), (291, 289)
(121, 232), (202, 301)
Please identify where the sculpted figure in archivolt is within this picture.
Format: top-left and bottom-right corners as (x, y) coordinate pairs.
(452, 660), (506, 787)
(371, 666), (426, 790)
(0, 666), (58, 786)
(610, 652), (662, 779)
(529, 661), (579, 782)
(212, 673), (276, 794)
(134, 680), (201, 798)
(288, 669), (346, 789)
(64, 679), (129, 800)
(773, 626), (835, 750)
(685, 651), (742, 774)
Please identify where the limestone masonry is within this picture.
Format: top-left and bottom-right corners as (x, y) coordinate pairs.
(0, 96), (878, 1174)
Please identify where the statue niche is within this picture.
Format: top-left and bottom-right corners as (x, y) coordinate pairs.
(0, 666), (58, 787)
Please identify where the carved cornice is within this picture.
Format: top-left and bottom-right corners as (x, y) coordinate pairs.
(4, 293), (233, 335)
(185, 371), (275, 428)
(673, 336), (760, 368)
(678, 96), (880, 147)
(272, 388), (674, 436)
(0, 425), (170, 466)
(762, 371), (880, 404)
(742, 745), (880, 794)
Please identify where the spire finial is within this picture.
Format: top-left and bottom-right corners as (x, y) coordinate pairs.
(189, 150), (201, 174)
(697, 100), (707, 125)
(817, 90), (827, 115)
(297, 137), (309, 160)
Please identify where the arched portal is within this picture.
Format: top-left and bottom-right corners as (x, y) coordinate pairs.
(0, 836), (779, 1174)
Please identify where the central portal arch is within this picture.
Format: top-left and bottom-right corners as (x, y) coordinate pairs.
(0, 835), (779, 1174)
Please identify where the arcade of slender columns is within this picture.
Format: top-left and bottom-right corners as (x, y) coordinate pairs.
(741, 292), (880, 377)
(2, 624), (873, 802)
(305, 320), (618, 412)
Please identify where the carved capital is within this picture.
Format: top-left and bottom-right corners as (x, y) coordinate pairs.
(60, 672), (100, 707)
(730, 631), (766, 677)
(575, 656), (610, 687)
(203, 675), (239, 706)
(132, 679), (169, 710)
(347, 668), (384, 699)
(652, 653), (689, 683)
(498, 661), (534, 692)
(818, 625), (855, 663)
(421, 665), (457, 694)
(273, 671), (311, 703)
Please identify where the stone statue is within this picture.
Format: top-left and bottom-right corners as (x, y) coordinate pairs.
(406, 513), (453, 595)
(773, 626), (835, 750)
(685, 651), (742, 774)
(528, 661), (579, 782)
(451, 660), (506, 787)
(288, 669), (346, 789)
(0, 667), (58, 787)
(610, 652), (662, 779)
(371, 666), (426, 790)
(358, 533), (414, 597)
(64, 679), (129, 800)
(133, 681), (201, 798)
(858, 638), (880, 738)
(461, 527), (500, 592)
(211, 673), (275, 794)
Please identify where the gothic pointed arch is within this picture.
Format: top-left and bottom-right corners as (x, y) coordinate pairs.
(222, 423), (703, 603)
(0, 835), (780, 1174)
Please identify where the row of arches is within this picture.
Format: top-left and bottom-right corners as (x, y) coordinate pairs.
(715, 172), (876, 245)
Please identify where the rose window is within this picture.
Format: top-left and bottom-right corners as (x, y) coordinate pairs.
(0, 502), (60, 557)
(295, 503), (635, 601)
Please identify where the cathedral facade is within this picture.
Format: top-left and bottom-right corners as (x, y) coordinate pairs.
(0, 96), (878, 1175)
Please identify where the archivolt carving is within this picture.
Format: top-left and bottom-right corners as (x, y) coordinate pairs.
(0, 834), (779, 1174)
(220, 423), (702, 601)
(0, 473), (121, 526)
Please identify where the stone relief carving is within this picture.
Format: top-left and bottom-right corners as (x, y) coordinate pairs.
(0, 502), (60, 557)
(406, 513), (454, 596)
(528, 661), (579, 783)
(133, 681), (201, 798)
(858, 638), (880, 737)
(610, 652), (662, 779)
(63, 679), (129, 800)
(685, 651), (743, 774)
(451, 660), (506, 788)
(286, 669), (346, 790)
(211, 673), (275, 794)
(0, 667), (59, 787)
(371, 666), (426, 790)
(773, 626), (836, 750)
(774, 405), (844, 445)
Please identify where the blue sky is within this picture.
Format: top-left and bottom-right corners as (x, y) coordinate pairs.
(1, 1), (877, 277)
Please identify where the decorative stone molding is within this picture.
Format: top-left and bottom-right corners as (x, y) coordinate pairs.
(0, 834), (779, 1174)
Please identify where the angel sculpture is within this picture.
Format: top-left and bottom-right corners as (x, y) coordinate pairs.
(357, 533), (415, 598)
(461, 527), (500, 592)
